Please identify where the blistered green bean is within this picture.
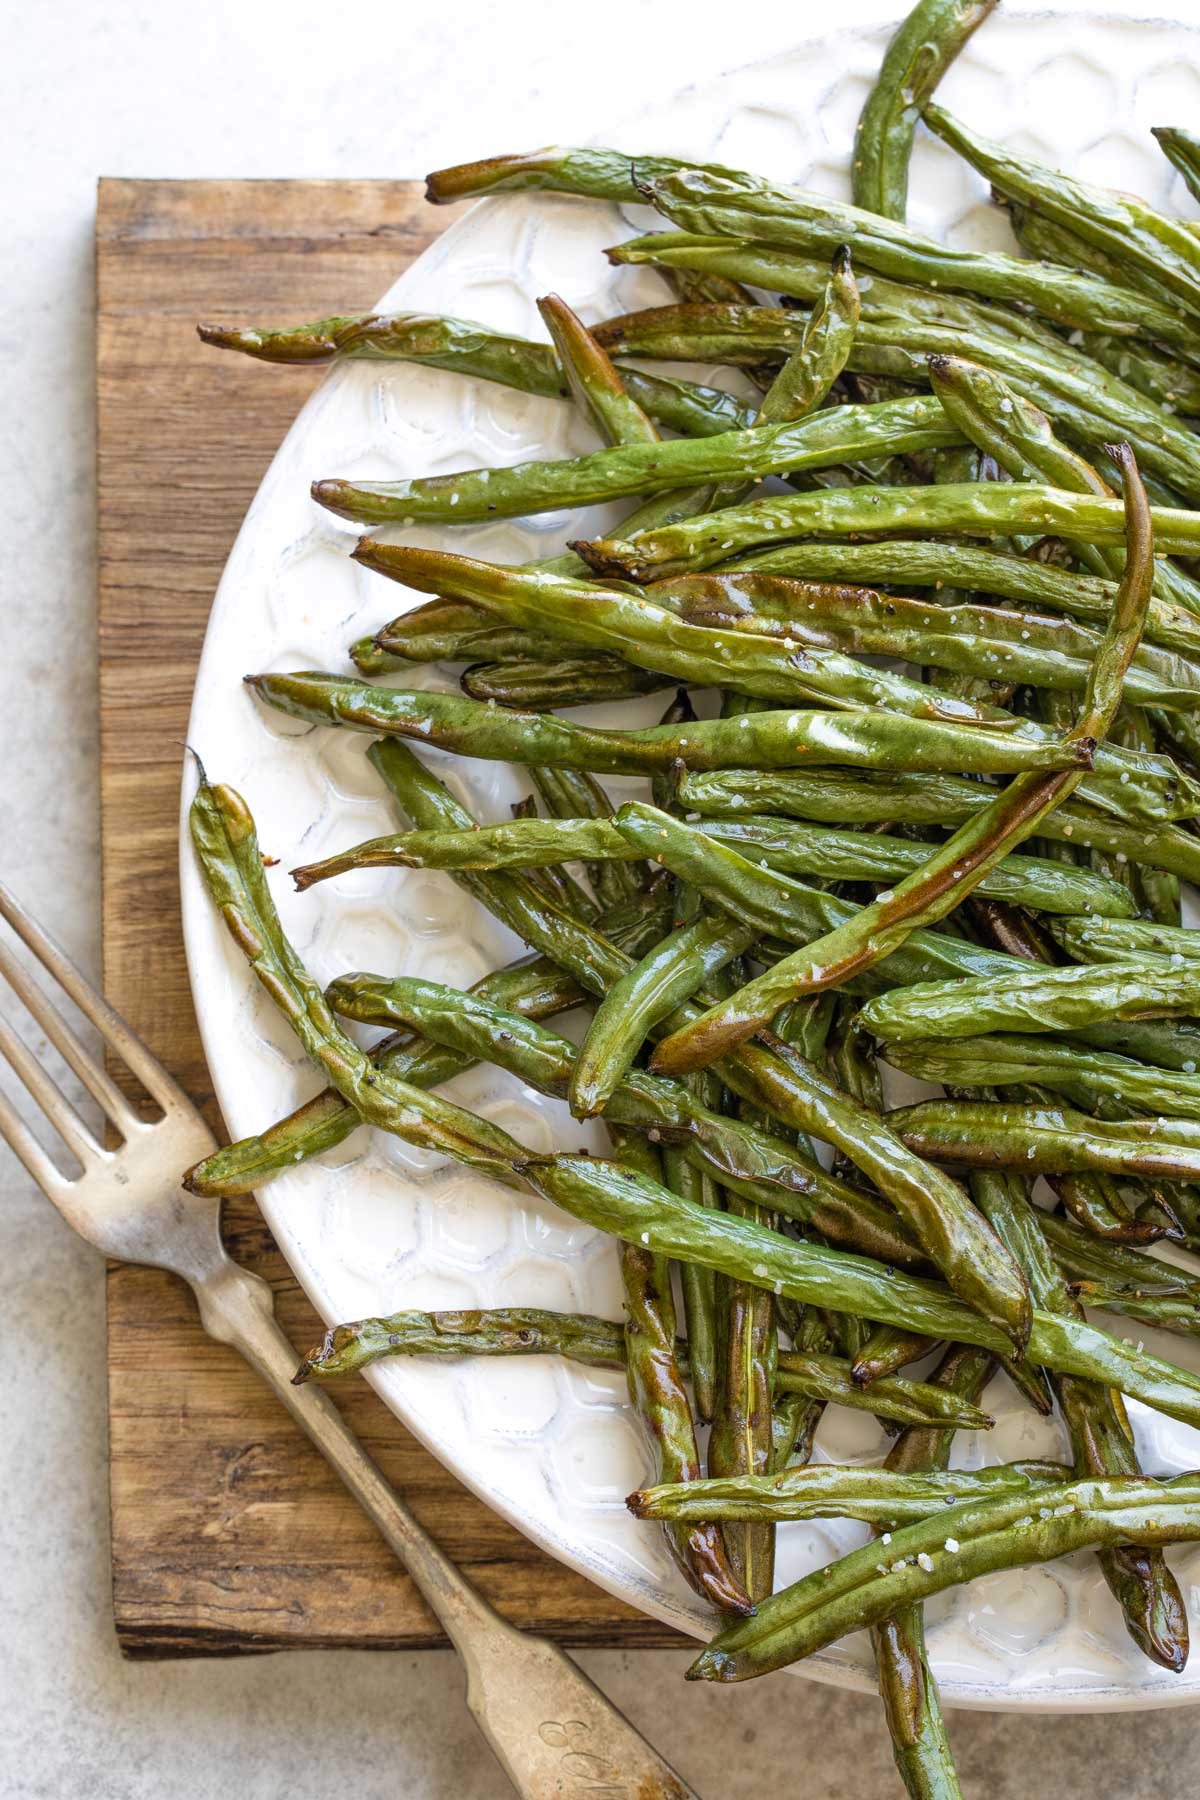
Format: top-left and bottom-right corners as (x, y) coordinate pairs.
(860, 960), (1200, 1044)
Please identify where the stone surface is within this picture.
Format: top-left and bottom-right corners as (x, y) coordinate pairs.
(5, 0), (1200, 1794)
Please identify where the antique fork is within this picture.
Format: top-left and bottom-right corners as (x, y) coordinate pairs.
(0, 880), (698, 1800)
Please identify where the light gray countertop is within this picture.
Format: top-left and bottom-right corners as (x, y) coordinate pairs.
(3, 0), (1200, 1792)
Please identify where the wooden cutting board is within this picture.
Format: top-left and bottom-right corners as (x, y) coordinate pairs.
(96, 176), (681, 1657)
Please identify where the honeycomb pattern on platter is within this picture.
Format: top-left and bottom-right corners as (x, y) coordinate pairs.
(181, 7), (1200, 1708)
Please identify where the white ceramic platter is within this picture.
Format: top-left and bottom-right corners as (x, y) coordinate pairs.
(182, 5), (1200, 1709)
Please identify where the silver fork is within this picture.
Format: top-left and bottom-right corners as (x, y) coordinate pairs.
(0, 879), (698, 1800)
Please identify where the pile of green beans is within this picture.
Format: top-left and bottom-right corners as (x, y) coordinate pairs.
(197, 6), (1200, 1790)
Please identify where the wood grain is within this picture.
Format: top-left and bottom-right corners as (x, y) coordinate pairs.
(97, 177), (681, 1658)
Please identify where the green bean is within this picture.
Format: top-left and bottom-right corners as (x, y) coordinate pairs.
(658, 255), (759, 308)
(1153, 127), (1200, 207)
(883, 1035), (1200, 1122)
(575, 481), (1200, 583)
(569, 914), (758, 1118)
(889, 1099), (1200, 1182)
(537, 291), (659, 446)
(424, 145), (698, 204)
(851, 1326), (939, 1386)
(296, 1306), (630, 1381)
(650, 241), (855, 529)
(550, 1146), (1200, 1424)
(606, 229), (1109, 355)
(770, 1392), (822, 1472)
(1103, 709), (1182, 927)
(246, 672), (1089, 779)
(609, 1121), (748, 1616)
(188, 776), (562, 1179)
(772, 991), (837, 1067)
(198, 306), (751, 439)
(871, 1343), (990, 1800)
(365, 746), (656, 991)
(676, 769), (1200, 884)
(852, 0), (998, 219)
(825, 1308), (874, 1365)
(461, 655), (669, 707)
(662, 1123), (722, 1425)
(1153, 700), (1200, 774)
(728, 1030), (1036, 1347)
(708, 1195), (779, 1602)
(1072, 332), (1200, 417)
(752, 245), (860, 423)
(648, 187), (1193, 350)
(1073, 1285), (1200, 1344)
(291, 807), (1135, 928)
(312, 393), (962, 526)
(665, 568), (1200, 709)
(649, 445), (1155, 1075)
(1054, 914), (1200, 966)
(1049, 1168), (1180, 1251)
(860, 961), (1200, 1045)
(630, 1459), (1067, 1525)
(295, 1299), (993, 1431)
(888, 1036), (1200, 1116)
(828, 990), (883, 1115)
(687, 1472), (1200, 1682)
(924, 103), (1200, 320)
(191, 775), (759, 1617)
(1043, 1213), (1200, 1299)
(926, 352), (1200, 622)
(1004, 197), (1185, 323)
(592, 300), (1200, 500)
(1071, 1016), (1200, 1076)
(352, 598), (568, 672)
(355, 541), (1010, 722)
(722, 537), (1200, 659)
(774, 1352), (993, 1428)
(426, 144), (1190, 343)
(965, 1163), (1188, 1668)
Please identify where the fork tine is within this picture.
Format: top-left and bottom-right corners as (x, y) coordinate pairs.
(0, 881), (191, 1114)
(0, 1003), (101, 1163)
(0, 932), (144, 1136)
(0, 1084), (72, 1201)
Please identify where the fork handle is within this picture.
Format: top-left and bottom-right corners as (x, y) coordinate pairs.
(191, 1255), (698, 1800)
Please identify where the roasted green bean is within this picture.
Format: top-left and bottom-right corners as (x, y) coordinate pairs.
(883, 1035), (1200, 1122)
(925, 103), (1200, 321)
(1154, 126), (1200, 207)
(199, 306), (751, 438)
(247, 673), (1092, 780)
(629, 1459), (1067, 1524)
(890, 1099), (1200, 1182)
(576, 481), (1200, 582)
(860, 960), (1200, 1044)
(686, 1473), (1200, 1681)
(426, 144), (1192, 343)
(313, 393), (961, 526)
(1054, 914), (1200, 966)
(852, 0), (998, 219)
